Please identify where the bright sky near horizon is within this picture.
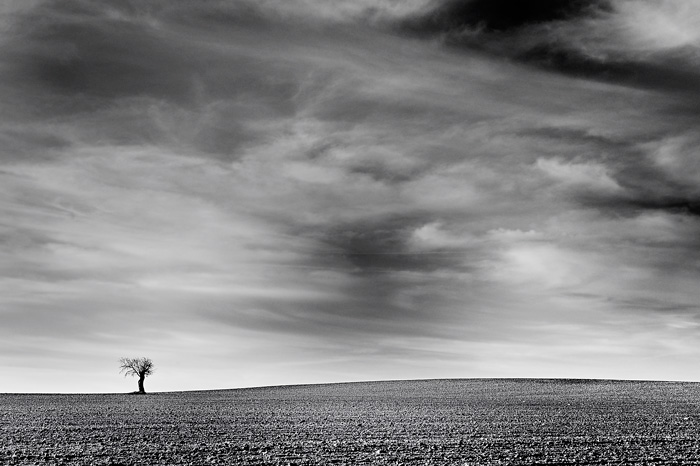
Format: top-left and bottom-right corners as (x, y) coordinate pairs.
(2, 0), (700, 393)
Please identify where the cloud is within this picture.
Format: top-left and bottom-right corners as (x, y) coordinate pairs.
(563, 0), (700, 56)
(645, 133), (700, 195)
(402, 0), (610, 34)
(536, 157), (623, 193)
(409, 222), (478, 250)
(2, 0), (700, 391)
(398, 0), (700, 94)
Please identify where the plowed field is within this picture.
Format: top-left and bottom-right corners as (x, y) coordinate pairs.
(3, 379), (700, 465)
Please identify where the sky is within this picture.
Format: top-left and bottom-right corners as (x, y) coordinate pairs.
(2, 0), (700, 393)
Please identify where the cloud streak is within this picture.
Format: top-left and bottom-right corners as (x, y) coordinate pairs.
(2, 0), (700, 392)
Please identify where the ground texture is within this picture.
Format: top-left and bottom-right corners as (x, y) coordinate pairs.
(3, 379), (700, 465)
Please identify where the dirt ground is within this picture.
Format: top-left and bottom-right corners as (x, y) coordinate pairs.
(3, 379), (700, 465)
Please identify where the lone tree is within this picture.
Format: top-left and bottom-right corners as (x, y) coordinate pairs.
(119, 357), (154, 394)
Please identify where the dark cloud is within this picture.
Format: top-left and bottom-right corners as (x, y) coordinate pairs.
(517, 46), (700, 94)
(398, 0), (700, 94)
(402, 0), (610, 34)
(1, 0), (301, 161)
(614, 198), (700, 218)
(615, 297), (699, 314)
(303, 215), (468, 274)
(10, 18), (200, 104)
(573, 161), (700, 219)
(348, 163), (426, 184)
(521, 121), (700, 227)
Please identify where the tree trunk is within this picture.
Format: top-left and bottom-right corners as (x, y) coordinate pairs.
(138, 375), (146, 393)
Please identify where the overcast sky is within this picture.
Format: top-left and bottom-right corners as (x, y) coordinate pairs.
(2, 0), (700, 393)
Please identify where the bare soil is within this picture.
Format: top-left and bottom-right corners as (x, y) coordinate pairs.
(3, 379), (700, 465)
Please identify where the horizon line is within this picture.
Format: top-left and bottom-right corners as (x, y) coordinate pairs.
(3, 376), (699, 396)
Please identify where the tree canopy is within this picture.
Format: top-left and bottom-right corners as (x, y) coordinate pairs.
(119, 357), (154, 393)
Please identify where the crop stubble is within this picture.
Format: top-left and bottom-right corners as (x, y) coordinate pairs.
(2, 379), (700, 465)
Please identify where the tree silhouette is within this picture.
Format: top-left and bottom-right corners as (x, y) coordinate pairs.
(119, 357), (154, 393)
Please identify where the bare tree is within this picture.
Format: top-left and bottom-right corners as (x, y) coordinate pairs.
(119, 357), (154, 393)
